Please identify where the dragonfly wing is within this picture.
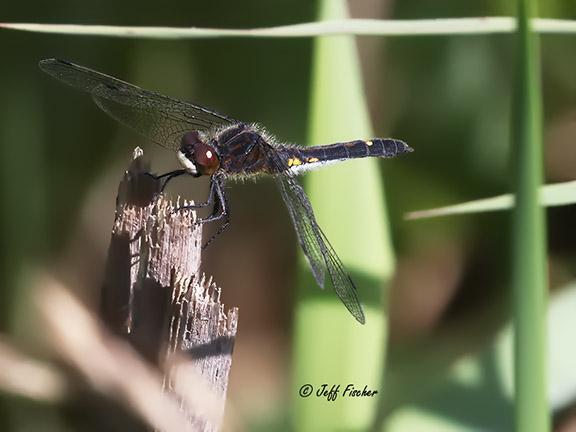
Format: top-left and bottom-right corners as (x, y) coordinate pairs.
(263, 143), (365, 324)
(39, 58), (236, 149)
(276, 175), (327, 287)
(91, 85), (197, 149)
(276, 174), (365, 324)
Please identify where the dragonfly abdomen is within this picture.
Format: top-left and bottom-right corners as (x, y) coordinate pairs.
(283, 138), (412, 173)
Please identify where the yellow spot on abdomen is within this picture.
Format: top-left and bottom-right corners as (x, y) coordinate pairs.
(307, 157), (319, 163)
(366, 140), (373, 146)
(288, 158), (302, 167)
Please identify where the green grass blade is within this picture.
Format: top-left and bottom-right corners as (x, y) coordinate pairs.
(2, 18), (576, 39)
(405, 180), (576, 220)
(512, 0), (549, 430)
(291, 1), (397, 431)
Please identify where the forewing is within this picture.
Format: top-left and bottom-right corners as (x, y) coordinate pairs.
(265, 144), (365, 324)
(39, 58), (236, 149)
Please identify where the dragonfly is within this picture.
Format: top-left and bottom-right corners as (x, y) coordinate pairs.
(39, 58), (413, 324)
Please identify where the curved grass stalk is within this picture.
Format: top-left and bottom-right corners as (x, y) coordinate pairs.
(2, 18), (576, 39)
(405, 180), (576, 220)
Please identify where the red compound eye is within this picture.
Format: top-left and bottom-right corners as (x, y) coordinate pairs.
(194, 141), (220, 175)
(181, 131), (220, 175)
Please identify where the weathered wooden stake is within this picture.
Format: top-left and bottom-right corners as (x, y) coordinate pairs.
(101, 148), (238, 431)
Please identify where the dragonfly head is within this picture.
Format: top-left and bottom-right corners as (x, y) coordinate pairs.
(177, 131), (220, 177)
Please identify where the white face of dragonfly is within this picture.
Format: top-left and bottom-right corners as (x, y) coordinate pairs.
(177, 149), (198, 176)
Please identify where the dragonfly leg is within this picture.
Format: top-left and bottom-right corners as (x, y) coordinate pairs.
(200, 178), (230, 250)
(173, 176), (230, 248)
(174, 176), (217, 210)
(145, 169), (187, 192)
(197, 177), (227, 223)
(202, 213), (230, 250)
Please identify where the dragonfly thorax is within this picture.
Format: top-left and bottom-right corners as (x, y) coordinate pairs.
(177, 130), (220, 177)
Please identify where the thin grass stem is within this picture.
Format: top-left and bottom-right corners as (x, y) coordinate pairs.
(512, 0), (549, 430)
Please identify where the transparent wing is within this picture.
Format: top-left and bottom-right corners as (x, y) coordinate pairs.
(39, 58), (236, 149)
(263, 145), (366, 324)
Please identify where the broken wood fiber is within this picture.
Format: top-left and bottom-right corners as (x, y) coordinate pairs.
(101, 147), (238, 431)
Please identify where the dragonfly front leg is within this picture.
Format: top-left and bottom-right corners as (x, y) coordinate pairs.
(174, 176), (230, 249)
(146, 169), (187, 192)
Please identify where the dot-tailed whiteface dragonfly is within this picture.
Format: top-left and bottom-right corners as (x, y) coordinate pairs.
(39, 58), (413, 324)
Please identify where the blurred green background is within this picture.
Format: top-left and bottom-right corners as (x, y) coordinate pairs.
(1, 0), (576, 431)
